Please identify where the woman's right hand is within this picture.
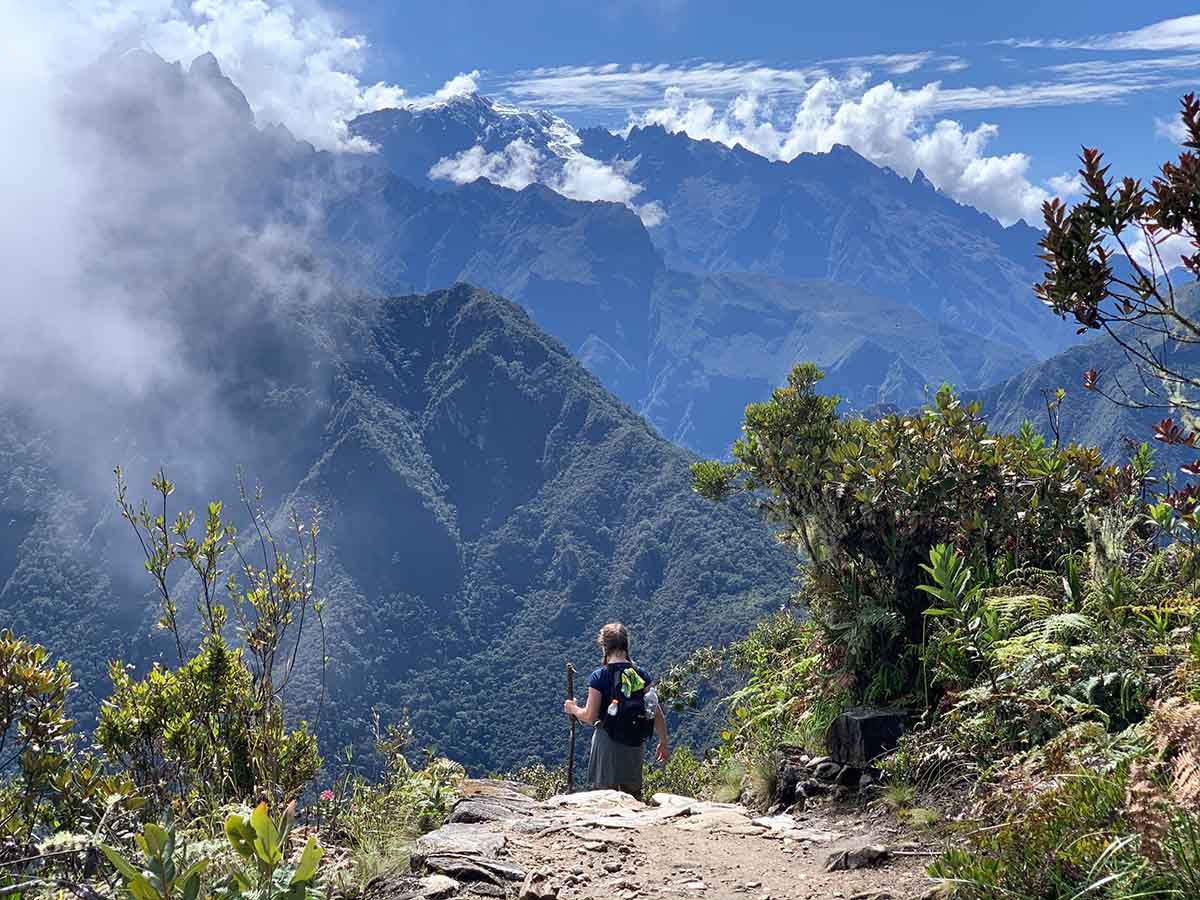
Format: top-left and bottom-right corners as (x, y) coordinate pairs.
(563, 699), (576, 717)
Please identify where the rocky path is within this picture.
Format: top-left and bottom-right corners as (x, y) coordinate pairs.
(381, 780), (939, 900)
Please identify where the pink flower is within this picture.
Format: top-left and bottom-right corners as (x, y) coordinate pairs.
(320, 790), (334, 802)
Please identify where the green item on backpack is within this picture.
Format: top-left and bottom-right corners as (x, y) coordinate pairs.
(620, 667), (646, 697)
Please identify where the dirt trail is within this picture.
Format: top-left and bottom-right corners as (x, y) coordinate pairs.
(393, 782), (938, 900)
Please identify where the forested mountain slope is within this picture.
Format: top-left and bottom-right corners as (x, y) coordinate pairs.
(0, 286), (796, 771)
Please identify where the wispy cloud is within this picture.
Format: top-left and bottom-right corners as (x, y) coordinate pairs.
(499, 61), (831, 112)
(1000, 14), (1200, 51)
(498, 58), (1196, 119)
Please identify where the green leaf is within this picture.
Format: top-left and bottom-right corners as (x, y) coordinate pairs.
(141, 823), (169, 860)
(101, 847), (161, 900)
(101, 844), (147, 884)
(289, 837), (323, 886)
(250, 802), (283, 866)
(225, 813), (256, 860)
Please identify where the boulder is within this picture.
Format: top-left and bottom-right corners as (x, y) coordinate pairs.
(825, 708), (909, 767)
(774, 763), (807, 807)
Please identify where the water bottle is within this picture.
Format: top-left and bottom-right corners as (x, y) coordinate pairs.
(607, 696), (619, 717)
(644, 687), (659, 720)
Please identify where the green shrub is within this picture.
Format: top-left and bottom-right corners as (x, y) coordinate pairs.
(642, 746), (712, 800)
(105, 469), (324, 810)
(696, 366), (1136, 703)
(496, 763), (564, 801)
(96, 637), (319, 815)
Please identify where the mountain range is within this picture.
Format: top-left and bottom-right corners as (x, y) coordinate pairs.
(0, 49), (1108, 772)
(975, 284), (1200, 473)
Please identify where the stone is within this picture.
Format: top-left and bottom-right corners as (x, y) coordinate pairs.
(801, 779), (829, 798)
(465, 885), (506, 898)
(825, 708), (909, 768)
(518, 869), (557, 900)
(423, 857), (526, 885)
(825, 844), (891, 872)
(604, 861), (623, 873)
(807, 756), (832, 769)
(858, 771), (878, 789)
(414, 824), (506, 861)
(419, 875), (461, 899)
(782, 827), (841, 843)
(812, 761), (842, 782)
(849, 893), (895, 900)
(361, 874), (425, 900)
(510, 819), (553, 834)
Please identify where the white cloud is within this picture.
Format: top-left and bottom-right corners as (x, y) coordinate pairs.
(430, 70), (481, 103)
(1156, 114), (1190, 143)
(428, 139), (541, 191)
(42, 0), (411, 152)
(630, 79), (1087, 226)
(428, 139), (665, 227)
(1003, 14), (1200, 51)
(1046, 172), (1084, 198)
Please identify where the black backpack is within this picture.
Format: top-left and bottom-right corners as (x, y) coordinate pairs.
(601, 663), (656, 747)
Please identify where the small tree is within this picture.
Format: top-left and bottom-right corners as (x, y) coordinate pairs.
(105, 469), (324, 809)
(1036, 93), (1200, 419)
(694, 365), (1135, 702)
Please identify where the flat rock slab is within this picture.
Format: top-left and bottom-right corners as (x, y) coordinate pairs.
(650, 793), (697, 808)
(544, 789), (644, 811)
(450, 799), (535, 824)
(673, 806), (757, 832)
(414, 823), (506, 860)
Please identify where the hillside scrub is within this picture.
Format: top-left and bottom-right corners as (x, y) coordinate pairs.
(0, 473), (463, 900)
(689, 352), (1200, 894)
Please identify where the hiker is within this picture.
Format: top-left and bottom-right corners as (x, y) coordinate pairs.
(563, 622), (669, 798)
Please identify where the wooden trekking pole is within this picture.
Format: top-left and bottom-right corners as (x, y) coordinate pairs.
(565, 663), (576, 792)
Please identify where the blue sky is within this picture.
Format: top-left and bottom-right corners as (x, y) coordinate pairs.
(41, 1), (1200, 227)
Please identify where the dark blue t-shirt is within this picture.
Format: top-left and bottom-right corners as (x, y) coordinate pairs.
(588, 662), (653, 717)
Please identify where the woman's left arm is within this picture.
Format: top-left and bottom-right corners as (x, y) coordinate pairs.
(653, 704), (669, 763)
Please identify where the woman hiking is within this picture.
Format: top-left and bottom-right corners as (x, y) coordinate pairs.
(563, 622), (669, 799)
